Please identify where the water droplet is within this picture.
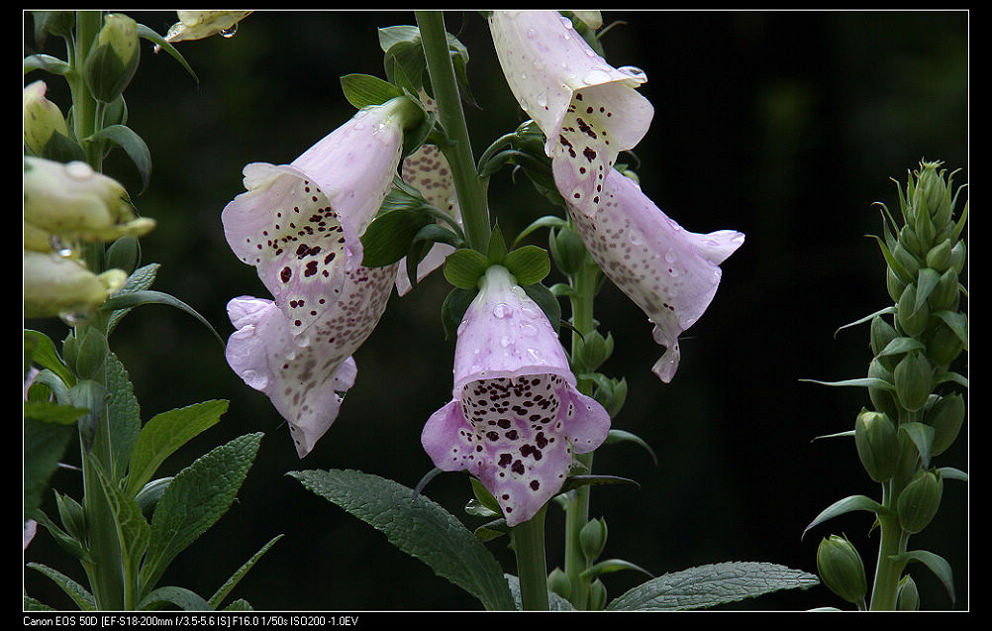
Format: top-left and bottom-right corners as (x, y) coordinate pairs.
(220, 24), (238, 38)
(526, 28), (537, 39)
(500, 335), (512, 348)
(242, 369), (268, 390)
(664, 249), (678, 263)
(65, 161), (93, 180)
(582, 69), (613, 86)
(493, 303), (513, 319)
(294, 333), (311, 348)
(58, 310), (90, 328)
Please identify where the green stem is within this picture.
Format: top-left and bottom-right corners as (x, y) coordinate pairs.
(71, 11), (102, 170)
(869, 481), (909, 610)
(511, 506), (549, 611)
(562, 255), (600, 608)
(415, 11), (491, 252)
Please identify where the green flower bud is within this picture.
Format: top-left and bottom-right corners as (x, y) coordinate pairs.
(898, 225), (924, 259)
(587, 578), (608, 610)
(867, 358), (899, 419)
(926, 393), (965, 457)
(893, 352), (932, 412)
(105, 235), (141, 275)
(925, 238), (952, 272)
(24, 251), (128, 319)
(83, 13), (140, 103)
(870, 315), (899, 370)
(573, 331), (613, 373)
(897, 470), (942, 534)
(947, 240), (966, 274)
(893, 242), (921, 279)
(547, 567), (571, 601)
(74, 326), (109, 379)
(926, 319), (964, 367)
(816, 535), (867, 606)
(24, 157), (155, 243)
(549, 224), (588, 276)
(854, 410), (899, 482)
(579, 517), (608, 562)
(23, 81), (69, 156)
(896, 283), (929, 338)
(912, 162), (950, 227)
(896, 574), (920, 611)
(927, 268), (960, 312)
(886, 266), (907, 303)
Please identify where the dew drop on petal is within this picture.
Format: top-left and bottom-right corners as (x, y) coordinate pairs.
(493, 303), (513, 319)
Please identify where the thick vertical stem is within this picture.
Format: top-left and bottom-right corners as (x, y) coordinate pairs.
(511, 507), (550, 610)
(415, 11), (491, 251)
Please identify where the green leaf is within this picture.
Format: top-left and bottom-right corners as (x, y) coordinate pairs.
(877, 336), (927, 359)
(511, 215), (567, 248)
(26, 563), (97, 611)
(914, 268), (940, 313)
(208, 534), (284, 610)
(504, 245), (551, 285)
(580, 558), (654, 580)
(91, 459), (151, 579)
(24, 417), (75, 520)
(933, 311), (968, 349)
(23, 401), (88, 424)
(937, 466), (967, 482)
(125, 400), (229, 496)
(105, 351), (141, 481)
(603, 429), (658, 465)
(559, 474), (639, 493)
(106, 263), (160, 333)
(606, 562), (820, 611)
(139, 432), (262, 596)
(339, 73), (403, 109)
(443, 248), (491, 289)
(802, 494), (889, 539)
(24, 329), (75, 387)
(135, 23), (198, 85)
(891, 549), (955, 605)
(289, 468), (515, 611)
(138, 586), (211, 611)
(100, 289), (224, 347)
(24, 53), (72, 75)
(88, 124), (152, 193)
(360, 206), (435, 267)
(799, 377), (896, 391)
(867, 234), (915, 284)
(899, 422), (935, 470)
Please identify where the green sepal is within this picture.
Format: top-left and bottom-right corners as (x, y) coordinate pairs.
(360, 205), (435, 267)
(898, 422), (935, 470)
(339, 73), (403, 109)
(29, 508), (91, 564)
(521, 282), (561, 333)
(503, 245), (551, 286)
(443, 248), (490, 289)
(25, 329), (75, 387)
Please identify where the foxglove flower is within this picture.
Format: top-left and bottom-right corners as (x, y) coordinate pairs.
(223, 98), (417, 456)
(567, 169), (744, 382)
(488, 10), (654, 217)
(422, 265), (610, 525)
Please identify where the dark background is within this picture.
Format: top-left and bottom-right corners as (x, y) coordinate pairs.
(24, 11), (968, 612)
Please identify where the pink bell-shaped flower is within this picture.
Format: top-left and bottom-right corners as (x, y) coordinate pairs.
(568, 169), (745, 382)
(223, 98), (417, 456)
(488, 10), (654, 218)
(422, 265), (610, 525)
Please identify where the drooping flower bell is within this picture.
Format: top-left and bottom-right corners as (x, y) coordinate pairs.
(488, 10), (654, 217)
(422, 265), (611, 526)
(222, 97), (421, 457)
(567, 169), (745, 382)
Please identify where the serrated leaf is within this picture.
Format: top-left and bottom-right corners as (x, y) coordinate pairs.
(139, 586), (211, 611)
(289, 468), (515, 611)
(208, 534), (284, 610)
(26, 563), (96, 611)
(606, 562), (819, 611)
(88, 124), (151, 193)
(504, 245), (551, 285)
(105, 351), (141, 480)
(139, 432), (262, 596)
(125, 400), (229, 496)
(802, 494), (889, 539)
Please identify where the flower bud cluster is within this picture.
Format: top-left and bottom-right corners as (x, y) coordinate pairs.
(862, 162), (966, 536)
